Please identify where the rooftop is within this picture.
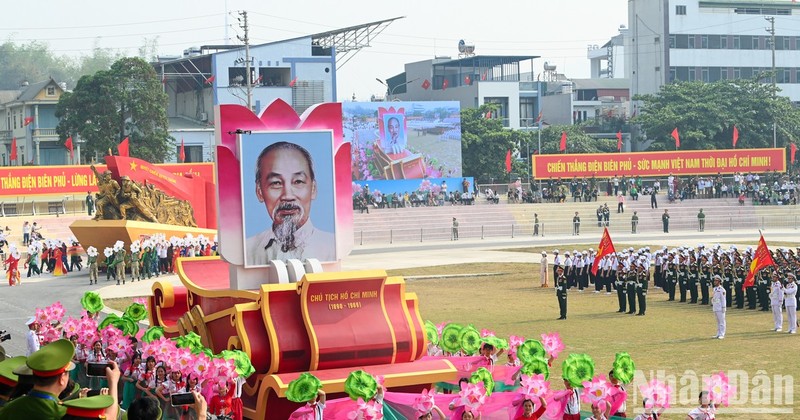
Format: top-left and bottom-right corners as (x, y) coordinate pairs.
(432, 55), (539, 69)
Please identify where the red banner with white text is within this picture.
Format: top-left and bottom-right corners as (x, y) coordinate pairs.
(0, 163), (215, 197)
(532, 148), (786, 179)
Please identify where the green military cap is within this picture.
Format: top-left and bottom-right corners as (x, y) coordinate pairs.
(61, 394), (114, 418)
(0, 356), (26, 386)
(26, 339), (75, 377)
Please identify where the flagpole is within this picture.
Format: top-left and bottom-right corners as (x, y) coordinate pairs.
(537, 117), (542, 194)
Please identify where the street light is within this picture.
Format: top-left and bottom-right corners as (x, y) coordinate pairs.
(375, 77), (421, 101)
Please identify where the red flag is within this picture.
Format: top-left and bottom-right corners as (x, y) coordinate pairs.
(791, 143), (798, 164)
(162, 76), (167, 85)
(442, 79), (449, 90)
(591, 227), (617, 275)
(505, 149), (512, 173)
(464, 75), (471, 85)
(64, 136), (74, 160)
(535, 110), (543, 124)
(616, 131), (623, 151)
(743, 235), (776, 289)
(204, 75), (215, 85)
(23, 117), (34, 126)
(559, 131), (567, 152)
(732, 125), (739, 148)
(179, 138), (186, 163)
(255, 74), (263, 84)
(671, 127), (680, 148)
(484, 111), (492, 119)
(421, 79), (431, 90)
(118, 137), (129, 157)
(289, 77), (298, 87)
(9, 137), (17, 161)
(481, 71), (487, 81)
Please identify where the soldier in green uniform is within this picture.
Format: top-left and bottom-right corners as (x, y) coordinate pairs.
(631, 211), (639, 234)
(636, 263), (649, 315)
(733, 256), (745, 309)
(142, 243), (153, 279)
(86, 247), (98, 285)
(615, 261), (627, 313)
(700, 259), (711, 305)
(113, 242), (126, 285)
(678, 260), (689, 302)
(129, 242), (141, 282)
(556, 266), (568, 320)
(625, 267), (637, 315)
(104, 248), (116, 282)
(0, 356), (26, 409)
(697, 208), (706, 232)
(758, 269), (771, 311)
(722, 263), (734, 308)
(664, 256), (676, 301)
(688, 262), (699, 304)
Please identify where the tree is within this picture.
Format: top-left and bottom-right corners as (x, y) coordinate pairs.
(535, 124), (617, 155)
(56, 57), (172, 163)
(461, 105), (526, 183)
(633, 78), (800, 151)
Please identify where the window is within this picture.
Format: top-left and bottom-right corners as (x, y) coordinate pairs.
(701, 68), (710, 82)
(740, 35), (752, 50)
(677, 67), (689, 81)
(733, 35), (741, 49)
(669, 68), (677, 82)
(709, 67), (721, 82)
(720, 68), (729, 80)
(688, 68), (696, 81)
(688, 36), (695, 49)
(721, 36), (728, 49)
(740, 67), (752, 79)
(752, 36), (760, 50)
(709, 35), (721, 49)
(669, 35), (676, 48)
(781, 69), (791, 84)
(178, 145), (204, 163)
(701, 35), (709, 49)
(675, 34), (689, 49)
(676, 5), (687, 15)
(46, 86), (56, 96)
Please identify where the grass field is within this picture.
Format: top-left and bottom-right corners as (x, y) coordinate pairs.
(391, 262), (798, 419)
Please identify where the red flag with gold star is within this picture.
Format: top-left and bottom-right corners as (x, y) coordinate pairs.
(743, 234), (776, 289)
(591, 227), (616, 275)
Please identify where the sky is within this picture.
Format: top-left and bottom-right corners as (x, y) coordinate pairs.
(0, 0), (628, 101)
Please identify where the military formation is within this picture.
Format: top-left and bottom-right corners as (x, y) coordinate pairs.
(549, 244), (800, 334)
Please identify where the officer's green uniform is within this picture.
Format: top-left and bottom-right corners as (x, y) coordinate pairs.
(142, 247), (153, 279)
(0, 339), (75, 420)
(87, 255), (98, 285)
(625, 270), (637, 314)
(636, 268), (648, 315)
(114, 249), (127, 285)
(631, 213), (638, 233)
(697, 210), (705, 232)
(0, 356), (27, 409)
(61, 394), (114, 419)
(129, 250), (141, 282)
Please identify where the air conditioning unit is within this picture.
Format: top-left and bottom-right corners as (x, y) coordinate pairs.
(199, 112), (208, 122)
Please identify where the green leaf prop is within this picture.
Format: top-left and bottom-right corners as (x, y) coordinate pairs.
(459, 325), (482, 356)
(424, 321), (439, 346)
(480, 336), (508, 350)
(286, 372), (322, 403)
(344, 370), (378, 401)
(141, 327), (165, 343)
(118, 315), (139, 337)
(562, 353), (595, 388)
(517, 340), (546, 365)
(219, 349), (256, 379)
(520, 356), (550, 380)
(173, 332), (204, 353)
(440, 323), (463, 354)
(97, 314), (120, 331)
(124, 303), (148, 322)
(612, 352), (636, 384)
(469, 367), (495, 396)
(81, 291), (104, 314)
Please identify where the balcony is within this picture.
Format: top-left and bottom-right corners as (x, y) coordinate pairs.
(33, 128), (58, 137)
(0, 130), (10, 141)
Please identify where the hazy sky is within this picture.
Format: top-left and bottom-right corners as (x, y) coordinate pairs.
(1, 0), (628, 101)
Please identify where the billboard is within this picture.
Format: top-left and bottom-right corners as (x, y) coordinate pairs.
(239, 131), (337, 267)
(343, 101), (462, 181)
(532, 148), (786, 179)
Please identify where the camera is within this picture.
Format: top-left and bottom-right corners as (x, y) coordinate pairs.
(0, 330), (10, 342)
(86, 362), (111, 377)
(170, 392), (196, 406)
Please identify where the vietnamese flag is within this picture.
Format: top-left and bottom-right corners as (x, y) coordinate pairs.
(505, 149), (512, 173)
(179, 138), (186, 163)
(421, 79), (431, 90)
(10, 137), (17, 161)
(732, 125), (739, 148)
(23, 116), (34, 126)
(118, 137), (129, 157)
(442, 79), (449, 91)
(791, 143), (797, 164)
(204, 75), (215, 85)
(671, 128), (680, 148)
(289, 77), (298, 87)
(616, 131), (623, 151)
(743, 235), (776, 290)
(64, 136), (74, 160)
(591, 227), (617, 275)
(559, 131), (567, 152)
(464, 75), (471, 85)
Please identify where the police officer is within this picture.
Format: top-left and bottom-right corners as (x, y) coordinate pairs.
(665, 256), (677, 301)
(636, 264), (648, 316)
(700, 260), (711, 305)
(556, 266), (568, 320)
(758, 268), (771, 311)
(552, 250), (562, 280)
(626, 266), (638, 315)
(0, 356), (26, 409)
(678, 260), (688, 302)
(615, 262), (627, 313)
(733, 259), (745, 309)
(722, 263), (734, 308)
(688, 261), (699, 304)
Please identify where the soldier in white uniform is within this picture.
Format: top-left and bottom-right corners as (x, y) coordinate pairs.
(770, 272), (785, 332)
(784, 273), (797, 334)
(712, 275), (726, 339)
(552, 250), (562, 280)
(540, 251), (549, 288)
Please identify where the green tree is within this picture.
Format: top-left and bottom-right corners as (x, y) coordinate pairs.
(536, 124), (617, 154)
(633, 78), (800, 151)
(0, 41), (75, 89)
(461, 105), (525, 183)
(56, 57), (172, 163)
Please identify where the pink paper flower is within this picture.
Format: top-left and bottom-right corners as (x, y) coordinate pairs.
(436, 322), (448, 335)
(480, 329), (495, 338)
(193, 353), (211, 381)
(45, 302), (66, 322)
(520, 374), (550, 398)
(451, 382), (486, 412)
(35, 308), (49, 324)
(639, 379), (672, 409)
(63, 317), (80, 338)
(347, 398), (383, 420)
(540, 332), (565, 359)
(581, 375), (611, 405)
(132, 297), (149, 310)
(412, 389), (435, 417)
(705, 371), (736, 407)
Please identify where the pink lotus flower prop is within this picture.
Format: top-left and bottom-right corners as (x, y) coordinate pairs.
(705, 371), (736, 407)
(520, 374), (550, 398)
(35, 308), (49, 325)
(639, 379), (672, 409)
(62, 317), (80, 338)
(480, 329), (495, 338)
(412, 389), (435, 417)
(436, 322), (448, 335)
(581, 375), (611, 405)
(347, 398), (384, 420)
(451, 382), (486, 412)
(45, 302), (66, 323)
(540, 332), (565, 359)
(132, 297), (149, 310)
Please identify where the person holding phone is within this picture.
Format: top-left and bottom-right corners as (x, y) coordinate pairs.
(157, 368), (185, 419)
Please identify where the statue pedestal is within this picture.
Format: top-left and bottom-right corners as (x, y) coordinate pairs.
(69, 219), (216, 260)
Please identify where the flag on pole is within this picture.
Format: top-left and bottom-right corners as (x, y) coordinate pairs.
(464, 75), (471, 85)
(743, 234), (776, 289)
(23, 117), (34, 127)
(591, 227), (617, 275)
(64, 137), (74, 161)
(289, 77), (298, 87)
(535, 110), (544, 124)
(791, 143), (797, 164)
(118, 137), (129, 157)
(616, 131), (623, 151)
(505, 149), (512, 173)
(559, 131), (567, 152)
(421, 79), (431, 90)
(204, 75), (215, 85)
(732, 125), (739, 148)
(442, 79), (449, 90)
(671, 128), (680, 148)
(10, 137), (17, 161)
(179, 138), (186, 163)
(481, 71), (487, 81)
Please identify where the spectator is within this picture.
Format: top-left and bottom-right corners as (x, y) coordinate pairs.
(617, 193), (625, 213)
(572, 212), (581, 236)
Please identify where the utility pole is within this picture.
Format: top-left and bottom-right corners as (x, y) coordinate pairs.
(765, 16), (777, 147)
(238, 10), (253, 111)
